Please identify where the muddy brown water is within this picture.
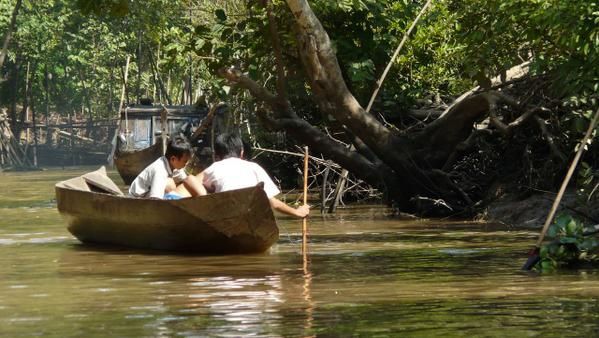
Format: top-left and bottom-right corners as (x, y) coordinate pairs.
(1, 167), (599, 337)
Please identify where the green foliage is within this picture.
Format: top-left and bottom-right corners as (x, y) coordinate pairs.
(453, 0), (599, 96)
(0, 0), (212, 122)
(537, 214), (599, 271)
(76, 0), (129, 17)
(1, 0), (597, 151)
(578, 161), (599, 204)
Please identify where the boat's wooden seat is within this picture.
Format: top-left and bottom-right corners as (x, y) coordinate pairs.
(82, 166), (123, 195)
(56, 166), (123, 196)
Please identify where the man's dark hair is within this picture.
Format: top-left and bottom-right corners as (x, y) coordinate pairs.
(214, 133), (243, 159)
(165, 137), (192, 159)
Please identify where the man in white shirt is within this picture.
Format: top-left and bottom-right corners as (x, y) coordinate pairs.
(183, 133), (309, 218)
(128, 137), (194, 199)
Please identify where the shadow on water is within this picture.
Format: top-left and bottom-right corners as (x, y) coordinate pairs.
(58, 243), (285, 280)
(3, 167), (599, 337)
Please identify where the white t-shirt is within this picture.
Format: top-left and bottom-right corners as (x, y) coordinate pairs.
(128, 156), (173, 199)
(202, 157), (281, 198)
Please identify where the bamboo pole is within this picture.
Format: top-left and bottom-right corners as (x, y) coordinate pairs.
(118, 56), (131, 120)
(120, 56), (131, 150)
(535, 108), (599, 248)
(523, 107), (599, 270)
(302, 146), (309, 254)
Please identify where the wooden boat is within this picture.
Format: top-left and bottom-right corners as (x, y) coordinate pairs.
(113, 137), (163, 185)
(112, 104), (223, 185)
(55, 166), (279, 254)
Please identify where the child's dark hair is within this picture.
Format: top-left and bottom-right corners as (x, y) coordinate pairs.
(165, 137), (192, 159)
(214, 133), (243, 159)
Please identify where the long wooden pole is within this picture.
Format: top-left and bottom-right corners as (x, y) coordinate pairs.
(118, 56), (131, 119)
(106, 57), (130, 165)
(302, 146), (309, 254)
(120, 56), (131, 147)
(533, 108), (599, 249)
(301, 146), (312, 335)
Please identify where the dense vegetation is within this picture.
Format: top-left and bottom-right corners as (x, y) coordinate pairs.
(0, 0), (597, 216)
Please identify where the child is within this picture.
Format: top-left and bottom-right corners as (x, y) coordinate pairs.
(128, 137), (192, 199)
(185, 133), (309, 218)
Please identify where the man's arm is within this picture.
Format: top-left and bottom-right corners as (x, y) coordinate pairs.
(269, 197), (310, 218)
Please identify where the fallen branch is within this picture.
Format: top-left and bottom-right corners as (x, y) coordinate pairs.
(252, 146), (340, 168)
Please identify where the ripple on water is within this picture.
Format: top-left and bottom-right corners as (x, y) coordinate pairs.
(7, 317), (45, 323)
(3, 167), (599, 337)
(0, 236), (70, 245)
(438, 248), (490, 255)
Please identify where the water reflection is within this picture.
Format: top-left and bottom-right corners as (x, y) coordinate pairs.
(302, 242), (314, 338)
(57, 246), (294, 337)
(3, 168), (599, 337)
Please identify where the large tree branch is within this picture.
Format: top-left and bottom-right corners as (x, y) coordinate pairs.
(218, 65), (401, 198)
(277, 117), (401, 196)
(285, 0), (441, 199)
(413, 92), (497, 167)
(285, 0), (397, 154)
(219, 67), (286, 112)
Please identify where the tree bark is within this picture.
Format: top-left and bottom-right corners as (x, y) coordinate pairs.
(9, 54), (20, 137)
(219, 0), (506, 212)
(0, 0), (23, 69)
(18, 61), (34, 140)
(219, 67), (402, 197)
(147, 47), (172, 104)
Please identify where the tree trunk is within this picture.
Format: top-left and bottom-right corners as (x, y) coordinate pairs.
(136, 30), (142, 104)
(44, 63), (51, 144)
(219, 0), (506, 213)
(31, 91), (38, 167)
(108, 62), (114, 113)
(18, 61), (34, 141)
(147, 47), (171, 104)
(78, 70), (94, 137)
(9, 55), (20, 137)
(0, 0), (23, 69)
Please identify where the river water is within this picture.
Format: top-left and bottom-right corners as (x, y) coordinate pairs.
(1, 167), (599, 337)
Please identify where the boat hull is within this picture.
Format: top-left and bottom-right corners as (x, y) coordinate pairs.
(56, 174), (279, 254)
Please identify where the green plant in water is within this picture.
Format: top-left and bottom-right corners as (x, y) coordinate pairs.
(537, 214), (599, 271)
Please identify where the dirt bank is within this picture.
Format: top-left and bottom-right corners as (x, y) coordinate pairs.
(485, 191), (599, 228)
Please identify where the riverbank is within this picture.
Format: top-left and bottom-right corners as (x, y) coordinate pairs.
(485, 191), (599, 228)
